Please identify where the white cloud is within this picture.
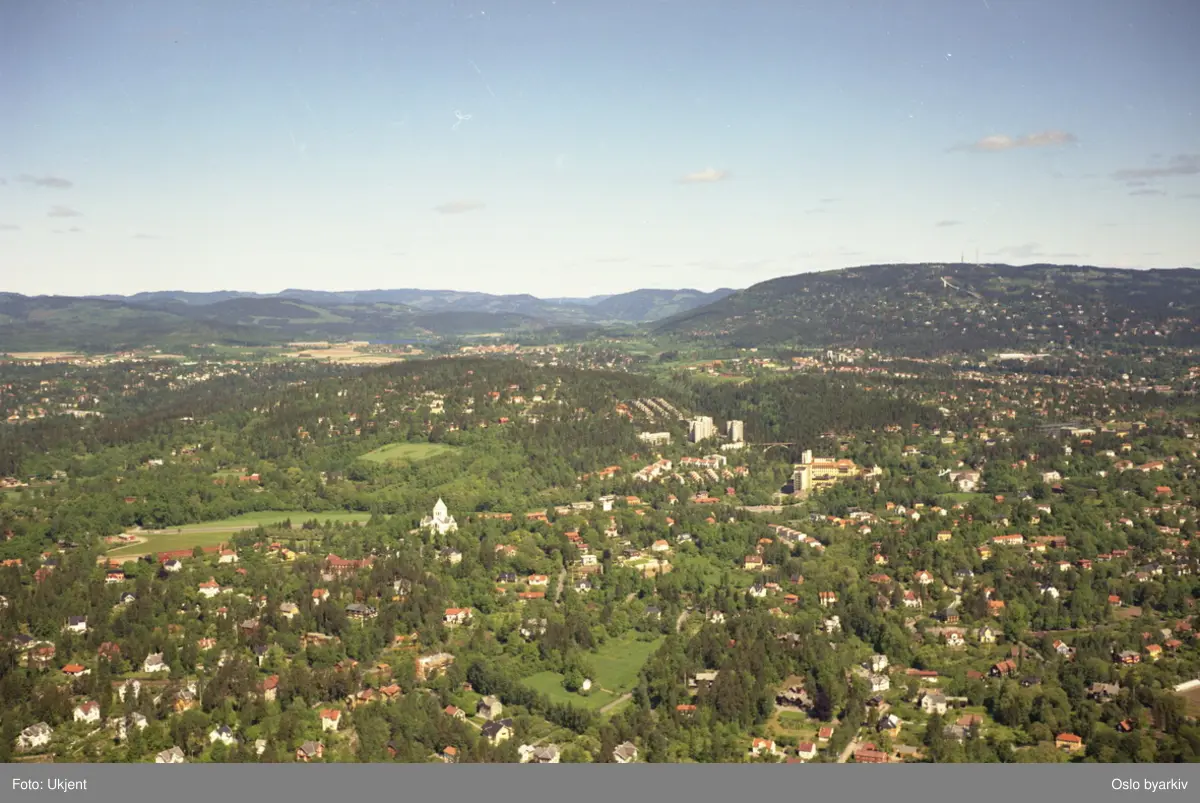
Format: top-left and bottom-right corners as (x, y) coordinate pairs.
(956, 130), (1077, 152)
(48, 205), (82, 217)
(18, 174), (73, 189)
(1112, 154), (1200, 181)
(434, 200), (485, 215)
(678, 167), (730, 183)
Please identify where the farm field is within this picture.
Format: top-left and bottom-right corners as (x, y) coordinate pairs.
(359, 442), (458, 464)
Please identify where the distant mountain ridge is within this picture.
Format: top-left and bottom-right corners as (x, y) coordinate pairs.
(88, 286), (733, 324)
(0, 285), (735, 352)
(655, 262), (1200, 355)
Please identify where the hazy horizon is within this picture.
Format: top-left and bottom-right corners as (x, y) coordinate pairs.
(3, 0), (1199, 296)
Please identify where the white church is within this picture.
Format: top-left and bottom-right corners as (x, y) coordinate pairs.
(421, 498), (458, 535)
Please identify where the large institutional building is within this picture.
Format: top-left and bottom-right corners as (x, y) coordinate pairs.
(725, 420), (744, 443)
(793, 450), (878, 495)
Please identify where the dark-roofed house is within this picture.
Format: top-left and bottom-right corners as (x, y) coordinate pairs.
(296, 741), (323, 762)
(481, 718), (514, 745)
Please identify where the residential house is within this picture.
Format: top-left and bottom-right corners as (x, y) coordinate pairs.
(1052, 640), (1075, 659)
(73, 701), (101, 723)
(155, 747), (186, 764)
(750, 737), (784, 760)
(854, 744), (890, 764)
(18, 722), (53, 751)
(345, 603), (378, 621)
(415, 652), (455, 681)
(477, 695), (503, 721)
(519, 744), (561, 764)
(260, 675), (280, 702)
(920, 690), (949, 715)
(320, 708), (342, 732)
(209, 725), (237, 747)
(1055, 733), (1084, 753)
(296, 741), (324, 762)
(613, 741), (639, 763)
(481, 718), (513, 746)
(143, 653), (169, 674)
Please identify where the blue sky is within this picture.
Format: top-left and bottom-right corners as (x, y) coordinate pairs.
(1, 0), (1198, 297)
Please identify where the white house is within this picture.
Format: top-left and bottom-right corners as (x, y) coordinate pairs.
(519, 744), (561, 764)
(613, 741), (639, 763)
(118, 679), (141, 702)
(920, 691), (948, 715)
(155, 746), (186, 764)
(750, 737), (784, 760)
(18, 723), (53, 751)
(143, 653), (169, 673)
(320, 709), (342, 732)
(209, 725), (237, 747)
(73, 701), (101, 724)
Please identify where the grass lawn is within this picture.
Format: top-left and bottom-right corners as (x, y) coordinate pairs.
(522, 671), (618, 710)
(105, 510), (374, 556)
(591, 633), (664, 691)
(521, 633), (665, 712)
(359, 442), (457, 465)
(107, 530), (234, 556)
(939, 492), (986, 503)
(166, 510), (373, 529)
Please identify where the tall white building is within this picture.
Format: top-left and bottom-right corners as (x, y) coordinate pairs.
(725, 420), (744, 443)
(688, 416), (715, 443)
(421, 498), (458, 535)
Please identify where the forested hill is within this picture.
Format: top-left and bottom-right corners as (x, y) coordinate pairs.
(0, 286), (734, 351)
(654, 263), (1200, 355)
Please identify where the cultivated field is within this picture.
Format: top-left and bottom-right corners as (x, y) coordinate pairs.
(359, 442), (457, 464)
(276, 341), (415, 364)
(3, 351), (84, 360)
